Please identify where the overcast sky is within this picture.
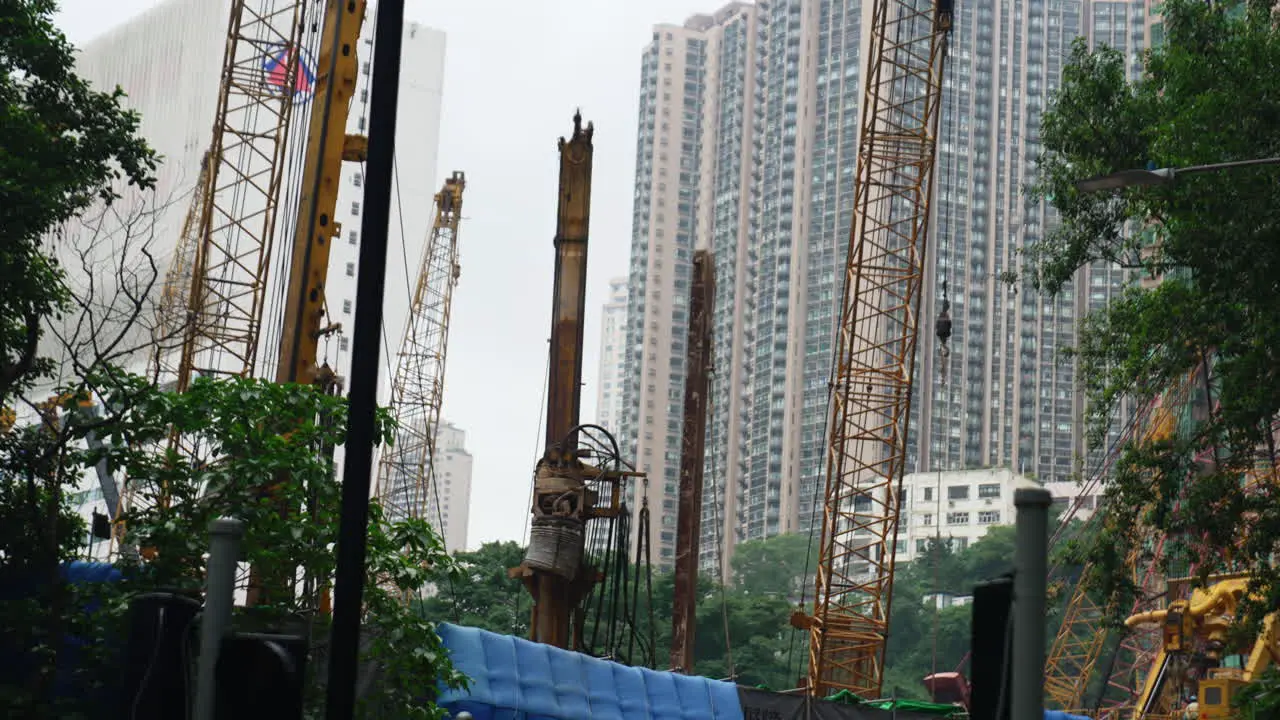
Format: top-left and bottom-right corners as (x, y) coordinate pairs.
(52, 0), (713, 549)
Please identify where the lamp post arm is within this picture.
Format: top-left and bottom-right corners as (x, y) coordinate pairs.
(1175, 157), (1280, 176)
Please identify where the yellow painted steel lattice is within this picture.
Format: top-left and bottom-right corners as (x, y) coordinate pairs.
(803, 0), (952, 698)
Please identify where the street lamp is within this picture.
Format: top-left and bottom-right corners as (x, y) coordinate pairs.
(1074, 157), (1280, 193)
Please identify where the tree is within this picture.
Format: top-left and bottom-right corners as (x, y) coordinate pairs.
(98, 373), (466, 719)
(730, 532), (811, 600)
(0, 0), (157, 404)
(0, 373), (467, 719)
(419, 541), (529, 637)
(1029, 0), (1280, 620)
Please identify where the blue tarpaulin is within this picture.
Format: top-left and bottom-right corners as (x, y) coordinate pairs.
(1045, 712), (1091, 720)
(436, 623), (745, 720)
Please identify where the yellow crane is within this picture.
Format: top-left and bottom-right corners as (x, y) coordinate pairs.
(374, 172), (465, 529)
(113, 0), (369, 557)
(174, 0), (309, 392)
(1043, 375), (1193, 712)
(791, 0), (954, 698)
(1126, 574), (1279, 719)
(148, 151), (212, 388)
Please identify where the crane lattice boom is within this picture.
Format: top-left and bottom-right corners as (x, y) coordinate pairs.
(374, 173), (466, 529)
(175, 0), (306, 392)
(149, 151), (212, 388)
(110, 1), (306, 551)
(799, 0), (952, 698)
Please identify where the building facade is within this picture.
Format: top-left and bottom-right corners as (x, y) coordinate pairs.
(422, 421), (474, 553)
(897, 468), (1040, 562)
(621, 0), (1143, 572)
(595, 278), (629, 436)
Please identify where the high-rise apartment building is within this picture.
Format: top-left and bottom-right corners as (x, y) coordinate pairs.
(622, 0), (1142, 572)
(913, 0), (1148, 481)
(619, 3), (760, 571)
(422, 421), (474, 553)
(595, 278), (629, 436)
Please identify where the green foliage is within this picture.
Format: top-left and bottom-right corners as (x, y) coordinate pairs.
(1031, 0), (1280, 620)
(418, 541), (529, 637)
(0, 373), (466, 718)
(0, 0), (157, 402)
(100, 374), (464, 719)
(1235, 666), (1280, 719)
(361, 504), (469, 720)
(0, 409), (100, 718)
(730, 532), (811, 599)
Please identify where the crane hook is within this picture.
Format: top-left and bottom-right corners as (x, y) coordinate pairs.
(935, 280), (953, 384)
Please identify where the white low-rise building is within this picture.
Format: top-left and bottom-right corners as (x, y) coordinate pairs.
(896, 467), (1040, 562)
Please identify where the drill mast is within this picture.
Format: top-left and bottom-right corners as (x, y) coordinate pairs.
(274, 0), (368, 388)
(518, 112), (600, 650)
(795, 0), (953, 698)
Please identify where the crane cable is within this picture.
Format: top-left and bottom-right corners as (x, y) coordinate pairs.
(706, 362), (735, 679)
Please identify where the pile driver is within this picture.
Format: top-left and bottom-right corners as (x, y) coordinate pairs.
(511, 113), (635, 650)
(111, 0), (374, 590)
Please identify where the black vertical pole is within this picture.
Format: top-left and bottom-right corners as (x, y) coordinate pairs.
(324, 1), (405, 717)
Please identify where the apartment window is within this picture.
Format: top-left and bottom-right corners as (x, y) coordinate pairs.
(952, 538), (969, 552)
(351, 201), (361, 216)
(923, 486), (934, 502)
(352, 172), (363, 187)
(921, 513), (933, 526)
(946, 512), (969, 525)
(339, 337), (350, 351)
(362, 61), (371, 75)
(360, 89), (368, 102)
(978, 483), (1001, 499)
(348, 230), (358, 245)
(947, 485), (970, 500)
(345, 262), (355, 277)
(978, 511), (1001, 525)
(342, 299), (352, 314)
(916, 539), (928, 554)
(357, 115), (366, 131)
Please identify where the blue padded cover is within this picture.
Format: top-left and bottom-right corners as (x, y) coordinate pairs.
(1044, 712), (1091, 720)
(436, 623), (746, 720)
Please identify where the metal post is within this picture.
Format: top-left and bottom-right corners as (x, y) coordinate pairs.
(1012, 488), (1052, 720)
(325, 0), (404, 716)
(671, 250), (714, 673)
(193, 517), (243, 720)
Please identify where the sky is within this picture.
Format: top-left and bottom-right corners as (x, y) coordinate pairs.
(52, 0), (713, 549)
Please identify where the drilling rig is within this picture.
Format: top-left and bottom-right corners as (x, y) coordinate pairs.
(113, 0), (369, 559)
(791, 0), (954, 699)
(511, 113), (632, 650)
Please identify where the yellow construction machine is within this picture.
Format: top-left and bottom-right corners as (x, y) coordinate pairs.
(1126, 574), (1279, 719)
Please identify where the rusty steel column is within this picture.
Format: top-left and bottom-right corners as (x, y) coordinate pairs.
(521, 112), (595, 650)
(544, 111), (594, 451)
(671, 250), (715, 673)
